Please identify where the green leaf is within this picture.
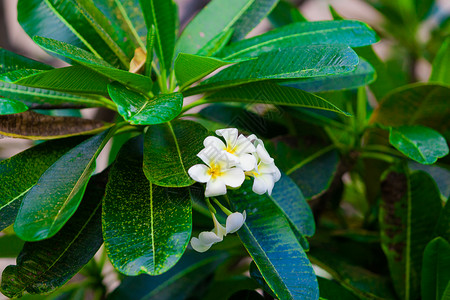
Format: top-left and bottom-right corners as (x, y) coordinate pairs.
(107, 82), (182, 125)
(0, 171), (106, 298)
(249, 261), (276, 298)
(283, 58), (376, 93)
(33, 36), (152, 93)
(271, 173), (316, 238)
(421, 237), (450, 300)
(17, 0), (130, 68)
(14, 129), (112, 241)
(430, 36), (450, 85)
(197, 28), (234, 57)
(379, 170), (443, 300)
(0, 48), (52, 74)
(0, 98), (28, 115)
(108, 251), (228, 300)
(0, 66), (110, 95)
(268, 0), (307, 28)
(286, 148), (339, 199)
(389, 125), (449, 164)
(218, 20), (379, 59)
(0, 137), (86, 231)
(103, 137), (192, 276)
(201, 82), (349, 115)
(409, 162), (450, 198)
(139, 0), (178, 72)
(174, 53), (238, 89)
(0, 84), (109, 109)
(176, 0), (269, 55)
(184, 45), (359, 96)
(435, 199), (450, 243)
(143, 120), (209, 187)
(229, 0), (279, 41)
(228, 180), (319, 299)
(370, 84), (450, 141)
(0, 235), (25, 258)
(0, 111), (111, 140)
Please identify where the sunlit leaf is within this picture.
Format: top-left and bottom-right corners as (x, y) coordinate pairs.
(389, 125), (449, 164)
(0, 171), (106, 297)
(103, 137), (192, 276)
(14, 130), (112, 241)
(108, 82), (182, 125)
(143, 120), (209, 187)
(0, 98), (28, 115)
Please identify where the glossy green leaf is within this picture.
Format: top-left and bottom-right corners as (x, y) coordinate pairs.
(284, 58), (375, 93)
(0, 98), (28, 115)
(228, 180), (319, 300)
(139, 0), (178, 72)
(430, 36), (450, 85)
(0, 66), (110, 95)
(174, 53), (238, 89)
(370, 84), (450, 141)
(0, 111), (111, 140)
(33, 36), (152, 93)
(18, 0), (130, 68)
(0, 137), (86, 231)
(176, 0), (267, 55)
(218, 20), (378, 59)
(249, 261), (276, 298)
(271, 173), (315, 238)
(229, 0), (279, 41)
(379, 170), (442, 300)
(118, 0), (148, 44)
(201, 81), (349, 115)
(108, 251), (228, 300)
(145, 25), (156, 77)
(409, 162), (450, 198)
(435, 199), (450, 243)
(143, 120), (209, 187)
(389, 125), (449, 164)
(197, 28), (234, 57)
(0, 48), (52, 74)
(0, 171), (106, 298)
(103, 137), (192, 276)
(0, 235), (25, 258)
(421, 237), (450, 300)
(0, 82), (109, 108)
(268, 0), (307, 28)
(14, 130), (112, 241)
(184, 45), (359, 96)
(107, 82), (182, 125)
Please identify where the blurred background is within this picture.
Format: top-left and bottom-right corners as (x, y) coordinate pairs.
(1, 0), (449, 298)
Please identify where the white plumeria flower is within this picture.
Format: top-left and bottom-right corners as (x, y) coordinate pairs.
(246, 135), (281, 195)
(204, 128), (257, 171)
(188, 146), (245, 197)
(191, 211), (246, 252)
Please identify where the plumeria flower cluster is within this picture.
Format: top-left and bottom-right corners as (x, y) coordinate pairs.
(188, 128), (281, 252)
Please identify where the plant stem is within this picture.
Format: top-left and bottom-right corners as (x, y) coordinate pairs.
(359, 151), (396, 164)
(205, 197), (216, 214)
(180, 98), (210, 114)
(213, 198), (232, 215)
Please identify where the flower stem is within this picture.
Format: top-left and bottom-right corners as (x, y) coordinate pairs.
(213, 198), (232, 216)
(205, 197), (216, 214)
(179, 98), (211, 114)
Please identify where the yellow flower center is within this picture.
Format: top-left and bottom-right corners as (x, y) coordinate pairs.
(207, 164), (222, 179)
(226, 145), (236, 154)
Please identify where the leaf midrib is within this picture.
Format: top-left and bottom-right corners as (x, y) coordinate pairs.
(167, 122), (189, 180)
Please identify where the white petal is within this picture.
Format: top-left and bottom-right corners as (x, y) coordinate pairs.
(203, 136), (226, 150)
(191, 237), (212, 252)
(199, 231), (223, 244)
(216, 151), (240, 169)
(205, 177), (227, 197)
(212, 214), (227, 238)
(247, 134), (257, 142)
(235, 135), (256, 154)
(216, 128), (238, 147)
(256, 144), (274, 164)
(226, 212), (246, 234)
(252, 176), (267, 195)
(238, 153), (257, 171)
(258, 161), (279, 175)
(273, 165), (281, 182)
(221, 167), (245, 188)
(197, 146), (221, 166)
(260, 174), (276, 195)
(188, 164), (211, 183)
